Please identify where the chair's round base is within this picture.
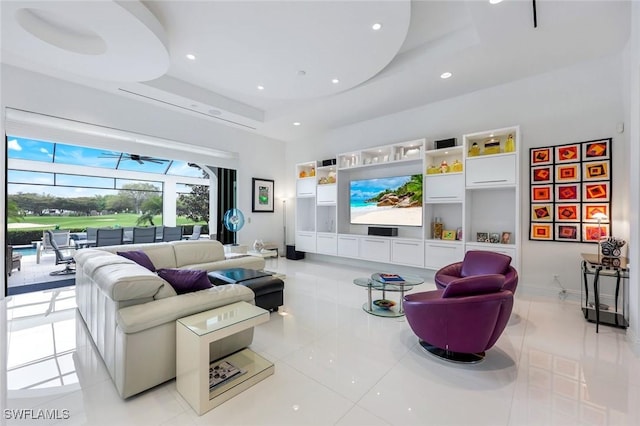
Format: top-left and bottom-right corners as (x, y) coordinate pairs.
(419, 340), (485, 364)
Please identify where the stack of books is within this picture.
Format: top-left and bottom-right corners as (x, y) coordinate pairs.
(379, 273), (404, 283)
(209, 360), (245, 390)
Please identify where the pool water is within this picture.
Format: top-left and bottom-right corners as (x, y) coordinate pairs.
(13, 247), (37, 256)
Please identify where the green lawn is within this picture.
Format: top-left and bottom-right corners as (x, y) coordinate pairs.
(8, 214), (203, 230)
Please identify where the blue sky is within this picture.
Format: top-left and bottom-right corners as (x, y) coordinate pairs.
(350, 175), (411, 200)
(7, 137), (205, 197)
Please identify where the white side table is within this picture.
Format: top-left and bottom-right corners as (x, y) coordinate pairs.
(176, 302), (273, 415)
(247, 249), (278, 258)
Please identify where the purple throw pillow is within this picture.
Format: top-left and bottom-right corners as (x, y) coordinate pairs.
(117, 250), (156, 272)
(157, 269), (212, 295)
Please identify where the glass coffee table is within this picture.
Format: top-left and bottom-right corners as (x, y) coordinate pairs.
(353, 273), (424, 317)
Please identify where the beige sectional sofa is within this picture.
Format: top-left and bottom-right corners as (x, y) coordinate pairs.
(74, 240), (266, 398)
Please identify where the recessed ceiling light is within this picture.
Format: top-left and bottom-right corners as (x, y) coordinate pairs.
(440, 72), (452, 79)
(186, 54), (196, 60)
(257, 85), (264, 90)
(489, 0), (504, 4)
(372, 23), (382, 31)
(332, 78), (340, 84)
(293, 122), (301, 126)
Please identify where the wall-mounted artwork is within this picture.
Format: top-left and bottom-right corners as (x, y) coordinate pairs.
(251, 178), (275, 213)
(529, 138), (612, 243)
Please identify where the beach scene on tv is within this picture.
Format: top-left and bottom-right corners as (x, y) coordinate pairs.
(350, 174), (423, 227)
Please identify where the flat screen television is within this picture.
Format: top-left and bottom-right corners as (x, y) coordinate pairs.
(350, 174), (423, 227)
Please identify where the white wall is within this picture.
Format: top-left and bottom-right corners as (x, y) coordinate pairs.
(287, 53), (629, 303)
(624, 1), (640, 353)
(1, 65), (287, 298)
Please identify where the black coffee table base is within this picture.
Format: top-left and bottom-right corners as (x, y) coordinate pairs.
(208, 268), (284, 312)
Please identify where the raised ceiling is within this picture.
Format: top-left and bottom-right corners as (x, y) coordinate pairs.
(0, 1), (632, 142)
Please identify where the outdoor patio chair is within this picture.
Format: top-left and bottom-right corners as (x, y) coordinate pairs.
(7, 245), (22, 276)
(96, 228), (124, 247)
(183, 224), (202, 240)
(133, 226), (156, 244)
(47, 230), (75, 275)
(162, 226), (183, 242)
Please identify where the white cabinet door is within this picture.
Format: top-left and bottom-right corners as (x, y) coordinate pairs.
(317, 184), (337, 204)
(424, 241), (464, 270)
(360, 237), (391, 263)
(316, 233), (337, 255)
(466, 154), (516, 187)
(337, 235), (359, 257)
(465, 243), (516, 266)
(424, 174), (464, 202)
(296, 178), (316, 197)
(391, 239), (424, 267)
(295, 231), (316, 253)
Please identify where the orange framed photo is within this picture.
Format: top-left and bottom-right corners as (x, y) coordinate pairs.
(531, 224), (552, 241)
(555, 164), (580, 182)
(531, 185), (552, 202)
(583, 204), (610, 222)
(531, 147), (552, 165)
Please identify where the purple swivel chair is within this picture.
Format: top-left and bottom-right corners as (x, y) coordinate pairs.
(404, 274), (514, 363)
(435, 250), (518, 293)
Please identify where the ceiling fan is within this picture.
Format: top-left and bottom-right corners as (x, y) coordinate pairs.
(100, 152), (169, 164)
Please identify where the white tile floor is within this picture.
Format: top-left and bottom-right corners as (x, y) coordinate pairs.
(3, 258), (639, 425)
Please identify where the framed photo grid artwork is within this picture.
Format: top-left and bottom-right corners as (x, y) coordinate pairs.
(529, 138), (612, 243)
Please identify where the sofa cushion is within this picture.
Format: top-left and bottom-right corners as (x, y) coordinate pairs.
(157, 268), (212, 295)
(117, 250), (156, 272)
(94, 263), (166, 301)
(171, 240), (225, 268)
(153, 282), (178, 300)
(94, 243), (178, 269)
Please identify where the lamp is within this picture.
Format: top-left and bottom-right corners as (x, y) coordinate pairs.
(592, 212), (608, 260)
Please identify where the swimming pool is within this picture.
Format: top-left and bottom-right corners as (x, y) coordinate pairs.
(12, 247), (37, 256)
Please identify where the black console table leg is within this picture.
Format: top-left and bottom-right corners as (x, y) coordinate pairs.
(594, 267), (602, 333)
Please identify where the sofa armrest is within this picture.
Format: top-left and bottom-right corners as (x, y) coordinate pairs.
(116, 284), (255, 333)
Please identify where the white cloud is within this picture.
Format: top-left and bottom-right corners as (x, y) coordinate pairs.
(8, 139), (21, 151)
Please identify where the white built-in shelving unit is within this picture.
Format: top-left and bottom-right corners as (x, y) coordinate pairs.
(294, 126), (520, 271)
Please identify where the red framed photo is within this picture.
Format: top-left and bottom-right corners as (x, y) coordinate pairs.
(555, 224), (580, 242)
(531, 166), (553, 184)
(555, 184), (580, 202)
(556, 204), (579, 222)
(531, 204), (553, 221)
(555, 144), (580, 163)
(583, 182), (609, 201)
(583, 223), (609, 242)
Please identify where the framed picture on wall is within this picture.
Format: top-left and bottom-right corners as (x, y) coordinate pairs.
(252, 178), (275, 213)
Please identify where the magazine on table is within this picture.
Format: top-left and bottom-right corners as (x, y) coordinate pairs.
(209, 360), (245, 390)
(379, 273), (405, 283)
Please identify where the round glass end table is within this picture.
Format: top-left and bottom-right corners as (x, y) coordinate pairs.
(353, 273), (424, 317)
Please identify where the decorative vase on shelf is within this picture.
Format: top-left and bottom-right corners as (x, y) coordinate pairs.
(253, 239), (264, 252)
(505, 134), (515, 153)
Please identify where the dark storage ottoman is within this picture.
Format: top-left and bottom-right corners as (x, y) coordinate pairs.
(208, 268), (284, 312)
